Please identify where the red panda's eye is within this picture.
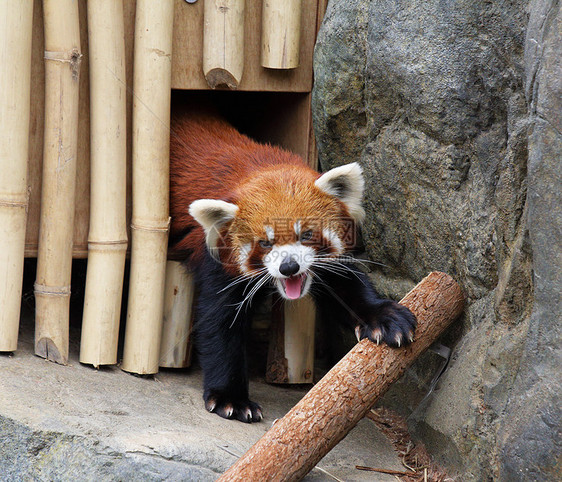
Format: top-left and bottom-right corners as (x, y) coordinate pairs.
(259, 240), (273, 249)
(300, 230), (313, 241)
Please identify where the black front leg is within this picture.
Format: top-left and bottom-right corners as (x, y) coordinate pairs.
(313, 263), (416, 347)
(193, 254), (263, 423)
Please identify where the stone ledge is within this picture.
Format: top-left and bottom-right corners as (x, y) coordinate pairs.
(1, 311), (403, 481)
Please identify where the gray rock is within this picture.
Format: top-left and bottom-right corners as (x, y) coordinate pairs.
(313, 0), (560, 478)
(499, 1), (562, 478)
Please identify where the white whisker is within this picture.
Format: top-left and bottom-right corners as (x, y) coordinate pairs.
(313, 253), (388, 269)
(229, 273), (272, 328)
(218, 267), (268, 293)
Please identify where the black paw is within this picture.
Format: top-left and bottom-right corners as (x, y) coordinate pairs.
(355, 301), (417, 348)
(204, 391), (263, 423)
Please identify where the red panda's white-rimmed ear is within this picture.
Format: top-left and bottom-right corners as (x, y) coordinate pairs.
(189, 199), (239, 256)
(315, 162), (365, 222)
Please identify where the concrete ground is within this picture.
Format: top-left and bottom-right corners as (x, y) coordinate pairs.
(1, 306), (405, 481)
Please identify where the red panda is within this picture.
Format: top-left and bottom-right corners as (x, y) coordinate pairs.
(169, 110), (416, 423)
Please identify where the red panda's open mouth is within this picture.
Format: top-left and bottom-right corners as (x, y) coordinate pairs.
(281, 274), (307, 300)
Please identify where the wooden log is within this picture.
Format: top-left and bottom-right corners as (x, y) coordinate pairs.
(121, 0), (173, 375)
(34, 0), (82, 364)
(218, 271), (465, 481)
(0, 0), (34, 352)
(172, 0), (319, 92)
(159, 261), (194, 368)
(202, 0), (245, 89)
(266, 296), (315, 384)
(261, 0), (302, 70)
(79, 0), (128, 367)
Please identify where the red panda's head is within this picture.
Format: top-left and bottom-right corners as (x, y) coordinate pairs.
(189, 162), (365, 300)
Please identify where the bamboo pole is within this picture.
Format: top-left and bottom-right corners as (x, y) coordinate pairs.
(121, 0), (174, 375)
(267, 296), (315, 384)
(219, 272), (465, 481)
(79, 0), (128, 367)
(203, 0), (245, 89)
(34, 0), (81, 364)
(159, 261), (194, 368)
(261, 0), (302, 69)
(0, 0), (34, 352)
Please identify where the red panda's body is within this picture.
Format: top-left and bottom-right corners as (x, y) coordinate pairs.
(169, 111), (416, 423)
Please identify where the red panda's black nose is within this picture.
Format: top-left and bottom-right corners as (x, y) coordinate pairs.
(279, 259), (300, 277)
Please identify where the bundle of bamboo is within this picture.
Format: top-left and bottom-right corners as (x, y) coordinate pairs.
(261, 0), (303, 69)
(203, 0), (245, 89)
(80, 0), (128, 368)
(0, 0), (34, 352)
(121, 0), (174, 375)
(34, 0), (81, 365)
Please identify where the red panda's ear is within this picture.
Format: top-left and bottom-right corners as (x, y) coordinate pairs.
(315, 162), (365, 223)
(189, 199), (239, 255)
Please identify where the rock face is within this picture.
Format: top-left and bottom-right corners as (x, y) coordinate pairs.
(312, 0), (561, 479)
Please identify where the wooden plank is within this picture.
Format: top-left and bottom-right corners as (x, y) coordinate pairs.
(266, 295), (315, 384)
(25, 0), (46, 258)
(159, 261), (194, 368)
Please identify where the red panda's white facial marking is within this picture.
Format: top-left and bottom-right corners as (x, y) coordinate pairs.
(322, 228), (344, 255)
(264, 225), (275, 242)
(237, 243), (252, 275)
(263, 242), (316, 299)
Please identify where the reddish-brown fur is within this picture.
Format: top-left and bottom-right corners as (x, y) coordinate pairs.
(169, 112), (350, 271)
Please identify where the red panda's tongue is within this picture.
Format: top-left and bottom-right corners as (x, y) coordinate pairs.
(284, 275), (303, 300)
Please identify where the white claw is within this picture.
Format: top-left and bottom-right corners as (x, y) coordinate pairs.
(244, 408), (252, 421)
(355, 326), (362, 342)
(372, 329), (382, 345)
(206, 400), (216, 413)
(225, 405), (234, 418)
(395, 334), (402, 347)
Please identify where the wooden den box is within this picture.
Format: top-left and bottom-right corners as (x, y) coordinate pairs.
(2, 0), (327, 378)
(24, 0), (327, 258)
